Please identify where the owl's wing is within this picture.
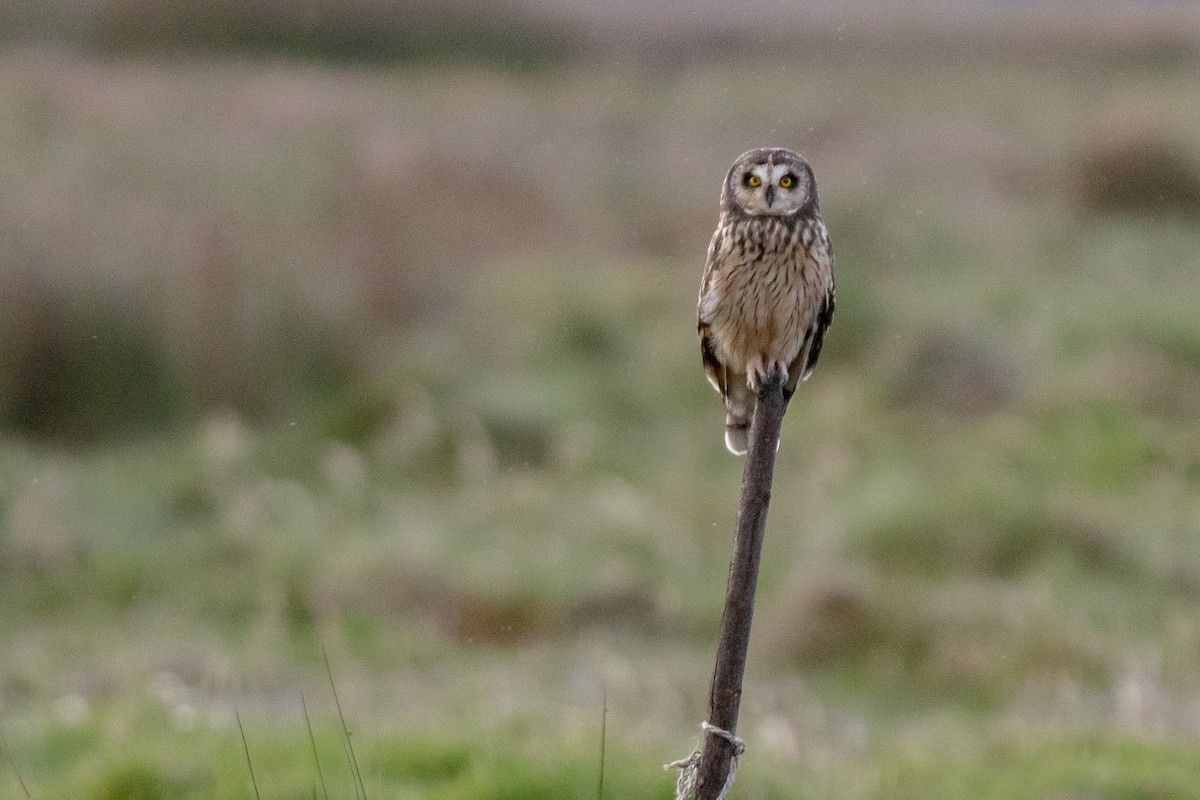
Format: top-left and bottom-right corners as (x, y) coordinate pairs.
(698, 320), (726, 396)
(785, 283), (836, 397)
(697, 230), (729, 397)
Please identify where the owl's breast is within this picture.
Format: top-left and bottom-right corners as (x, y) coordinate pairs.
(702, 223), (829, 370)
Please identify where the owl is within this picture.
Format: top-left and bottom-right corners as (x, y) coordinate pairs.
(697, 147), (835, 455)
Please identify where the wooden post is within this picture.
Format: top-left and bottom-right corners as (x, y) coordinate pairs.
(694, 373), (786, 799)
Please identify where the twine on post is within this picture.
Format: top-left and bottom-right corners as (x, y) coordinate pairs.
(664, 722), (746, 800)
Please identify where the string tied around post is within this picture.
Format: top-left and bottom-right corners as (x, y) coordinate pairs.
(664, 721), (745, 800)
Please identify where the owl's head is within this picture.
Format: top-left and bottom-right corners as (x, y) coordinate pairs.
(721, 147), (818, 217)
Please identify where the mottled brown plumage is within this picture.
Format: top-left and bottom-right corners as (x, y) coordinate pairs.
(698, 147), (835, 454)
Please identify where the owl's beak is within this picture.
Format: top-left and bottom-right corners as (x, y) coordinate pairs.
(764, 185), (776, 208)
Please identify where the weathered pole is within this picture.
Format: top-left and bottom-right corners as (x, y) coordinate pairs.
(692, 372), (787, 799)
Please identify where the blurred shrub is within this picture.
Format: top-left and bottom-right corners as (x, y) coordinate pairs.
(858, 503), (1136, 580)
(1076, 133), (1200, 216)
(0, 281), (359, 442)
(888, 328), (1016, 416)
(11, 0), (580, 69)
(95, 762), (181, 800)
(771, 576), (929, 670)
(447, 586), (559, 644)
(764, 571), (1110, 701)
(0, 288), (188, 441)
(1128, 317), (1200, 375)
(370, 737), (473, 784)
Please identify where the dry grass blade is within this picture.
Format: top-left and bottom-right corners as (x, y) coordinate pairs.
(323, 646), (367, 800)
(596, 687), (608, 800)
(235, 708), (262, 800)
(1, 730), (32, 799)
(302, 693), (331, 800)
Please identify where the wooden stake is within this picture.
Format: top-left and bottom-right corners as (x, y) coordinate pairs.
(694, 373), (786, 799)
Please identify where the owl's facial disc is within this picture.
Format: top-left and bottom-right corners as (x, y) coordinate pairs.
(738, 161), (804, 215)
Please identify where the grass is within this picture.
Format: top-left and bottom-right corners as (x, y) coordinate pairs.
(4, 7), (1200, 797)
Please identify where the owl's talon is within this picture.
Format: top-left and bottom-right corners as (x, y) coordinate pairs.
(747, 362), (788, 395)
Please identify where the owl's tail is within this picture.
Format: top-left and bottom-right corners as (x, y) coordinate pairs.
(723, 381), (788, 455)
(724, 413), (750, 455)
(722, 382), (755, 455)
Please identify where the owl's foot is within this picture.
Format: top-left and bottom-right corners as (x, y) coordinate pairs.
(746, 360), (788, 396)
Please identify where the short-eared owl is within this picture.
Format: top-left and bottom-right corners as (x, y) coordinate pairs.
(697, 147), (835, 455)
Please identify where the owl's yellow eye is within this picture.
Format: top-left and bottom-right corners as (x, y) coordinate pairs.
(779, 174), (796, 189)
(744, 173), (762, 188)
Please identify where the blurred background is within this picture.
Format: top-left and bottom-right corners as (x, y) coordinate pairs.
(2, 1), (1200, 797)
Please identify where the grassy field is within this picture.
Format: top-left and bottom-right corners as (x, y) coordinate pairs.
(3, 7), (1200, 798)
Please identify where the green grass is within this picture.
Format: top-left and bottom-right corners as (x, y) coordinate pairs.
(4, 11), (1200, 797)
(11, 698), (1200, 799)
